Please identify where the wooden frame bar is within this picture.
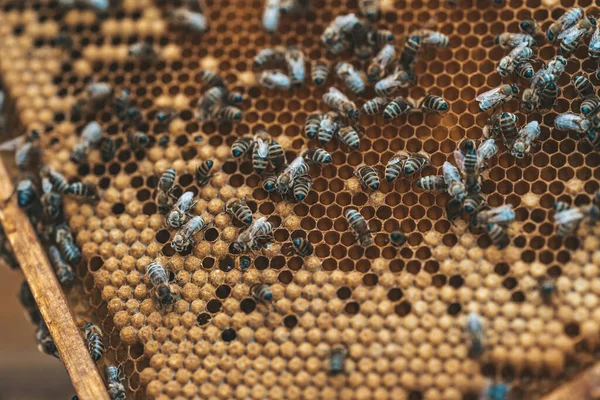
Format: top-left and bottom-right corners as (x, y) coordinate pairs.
(542, 363), (600, 400)
(0, 159), (110, 400)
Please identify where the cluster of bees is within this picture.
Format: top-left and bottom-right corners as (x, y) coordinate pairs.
(554, 189), (600, 237)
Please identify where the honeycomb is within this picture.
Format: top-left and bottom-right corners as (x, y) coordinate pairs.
(1, 0), (600, 399)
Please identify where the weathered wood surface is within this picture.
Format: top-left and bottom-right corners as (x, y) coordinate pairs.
(542, 363), (600, 400)
(0, 158), (110, 400)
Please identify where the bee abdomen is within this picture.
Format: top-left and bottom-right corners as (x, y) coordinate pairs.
(252, 283), (273, 302)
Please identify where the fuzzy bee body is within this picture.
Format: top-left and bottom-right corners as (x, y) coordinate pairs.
(554, 112), (590, 133)
(268, 140), (285, 168)
(171, 216), (206, 252)
(367, 44), (396, 82)
(291, 237), (313, 256)
(195, 160), (214, 186)
(404, 153), (430, 175)
(231, 216), (274, 254)
(413, 29), (449, 47)
(252, 283), (273, 302)
(558, 16), (596, 54)
(252, 137), (270, 174)
(231, 137), (254, 158)
(362, 97), (389, 115)
(384, 96), (412, 119)
(263, 0), (281, 32)
(67, 182), (99, 201)
(495, 32), (536, 49)
(335, 62), (366, 96)
(354, 164), (380, 190)
(254, 46), (286, 67)
(71, 121), (102, 164)
(263, 176), (277, 192)
(259, 70), (292, 90)
(100, 137), (116, 162)
(311, 60), (330, 85)
(167, 191), (196, 228)
(170, 8), (208, 33)
(337, 125), (361, 149)
(239, 255), (252, 271)
(216, 105), (243, 122)
(369, 29), (395, 48)
(476, 205), (515, 227)
(330, 347), (347, 374)
(113, 89), (130, 118)
(158, 168), (176, 194)
(86, 331), (105, 362)
(16, 178), (38, 210)
(580, 96), (600, 117)
(285, 46), (306, 86)
(443, 161), (467, 202)
(128, 131), (150, 151)
(498, 112), (519, 143)
(304, 147), (332, 165)
(485, 223), (510, 249)
(463, 193), (486, 215)
(589, 23), (600, 59)
(586, 129), (600, 150)
(510, 121), (540, 158)
(375, 68), (412, 97)
(345, 208), (372, 247)
(554, 207), (584, 237)
(304, 114), (322, 139)
(547, 8), (583, 41)
(476, 84), (519, 112)
(417, 175), (447, 191)
(226, 198), (253, 225)
(399, 36), (420, 69)
(45, 167), (69, 194)
(58, 235), (82, 266)
(515, 62), (534, 79)
(318, 112), (340, 146)
(388, 231), (406, 247)
(146, 261), (175, 306)
(105, 365), (126, 400)
(293, 175), (312, 201)
(128, 42), (158, 61)
(497, 44), (533, 77)
(48, 245), (73, 286)
(323, 87), (359, 120)
(572, 75), (594, 98)
(276, 156), (310, 195)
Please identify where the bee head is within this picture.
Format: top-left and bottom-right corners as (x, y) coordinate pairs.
(509, 84), (519, 95)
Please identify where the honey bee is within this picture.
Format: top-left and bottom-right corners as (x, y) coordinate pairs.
(231, 136), (254, 158)
(276, 156), (309, 194)
(171, 215), (207, 252)
(362, 97), (390, 115)
(358, 0), (379, 20)
(195, 87), (225, 120)
(554, 206), (584, 237)
(285, 46), (306, 86)
(41, 166), (68, 194)
(263, 0), (281, 32)
(335, 62), (366, 96)
(252, 135), (270, 175)
(166, 191), (196, 228)
(375, 68), (412, 97)
(16, 176), (39, 212)
(259, 70), (292, 90)
(337, 125), (361, 149)
(581, 96), (600, 118)
(100, 137), (116, 162)
(268, 140), (285, 168)
(158, 168), (176, 194)
(128, 42), (159, 61)
(195, 160), (214, 186)
(494, 32), (536, 49)
(56, 223), (82, 265)
(485, 223), (510, 249)
(589, 22), (600, 59)
(71, 121), (102, 164)
(105, 365), (126, 400)
(571, 75), (594, 98)
(515, 62), (534, 80)
(252, 283), (273, 302)
(0, 130), (41, 171)
(476, 138), (499, 163)
(36, 321), (60, 359)
(215, 105), (243, 122)
(412, 29), (449, 48)
(263, 176), (277, 192)
(384, 96), (413, 120)
(323, 87), (359, 120)
(48, 245), (74, 286)
(388, 231), (407, 247)
(368, 29), (395, 48)
(318, 112), (341, 146)
(417, 175), (447, 191)
(399, 35), (421, 70)
(113, 89), (130, 119)
(465, 312), (485, 358)
(531, 55), (567, 89)
(311, 59), (330, 85)
(586, 129), (600, 150)
(463, 193), (486, 215)
(481, 381), (510, 400)
(554, 112), (590, 133)
(354, 164), (380, 191)
(304, 147), (332, 165)
(443, 161), (466, 202)
(146, 260), (175, 307)
(367, 44), (396, 82)
(292, 175), (312, 201)
(239, 255), (252, 271)
(538, 278), (558, 305)
(230, 216), (274, 254)
(496, 44), (533, 77)
(291, 237), (314, 256)
(156, 107), (177, 127)
(304, 114), (322, 139)
(475, 205), (515, 227)
(519, 19), (538, 36)
(419, 94), (448, 113)
(67, 182), (99, 201)
(86, 330), (105, 362)
(226, 198), (253, 225)
(476, 84), (519, 112)
(321, 13), (359, 55)
(484, 111), (517, 141)
(403, 152), (430, 175)
(385, 151), (408, 182)
(510, 121), (540, 159)
(254, 46), (286, 67)
(558, 16), (596, 54)
(128, 131), (150, 151)
(170, 8), (208, 33)
(345, 208), (372, 247)
(546, 7), (583, 41)
(329, 346), (347, 375)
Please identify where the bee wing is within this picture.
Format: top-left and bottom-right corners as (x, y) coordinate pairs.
(487, 205), (516, 224)
(555, 207), (584, 224)
(557, 25), (586, 42)
(248, 216), (268, 237)
(453, 150), (465, 172)
(175, 191), (194, 210)
(328, 86), (349, 101)
(255, 138), (269, 158)
(42, 177), (53, 194)
(387, 151), (409, 166)
(442, 161), (460, 185)
(476, 139), (498, 161)
(521, 121), (541, 144)
(476, 87), (505, 108)
(0, 136), (24, 152)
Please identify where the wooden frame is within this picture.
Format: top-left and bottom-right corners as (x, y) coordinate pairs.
(0, 159), (110, 400)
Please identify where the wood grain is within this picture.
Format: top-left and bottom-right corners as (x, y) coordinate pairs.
(0, 159), (110, 400)
(541, 363), (600, 400)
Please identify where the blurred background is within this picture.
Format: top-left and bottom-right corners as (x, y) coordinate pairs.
(0, 267), (73, 400)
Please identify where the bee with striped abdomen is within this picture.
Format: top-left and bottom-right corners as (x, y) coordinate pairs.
(476, 205), (515, 227)
(321, 14), (359, 55)
(268, 140), (286, 169)
(170, 7), (208, 33)
(276, 156), (309, 194)
(495, 112), (519, 142)
(510, 121), (540, 159)
(413, 29), (449, 48)
(86, 330), (105, 362)
(231, 136), (254, 159)
(417, 175), (447, 191)
(465, 313), (485, 358)
(105, 365), (126, 400)
(146, 260), (175, 306)
(16, 176), (39, 212)
(128, 131), (150, 151)
(252, 283), (273, 302)
(476, 138), (499, 163)
(367, 44), (396, 82)
(231, 216), (274, 254)
(572, 75), (594, 98)
(66, 182), (99, 201)
(285, 46), (306, 86)
(304, 147), (332, 165)
(476, 84), (519, 112)
(318, 112), (341, 146)
(195, 160), (214, 186)
(554, 112), (591, 133)
(113, 89), (130, 119)
(558, 15), (596, 55)
(368, 28), (395, 48)
(586, 129), (600, 150)
(292, 174), (312, 201)
(496, 44), (533, 78)
(337, 125), (361, 150)
(41, 166), (68, 194)
(304, 114), (322, 139)
(329, 346), (347, 375)
(484, 223), (510, 249)
(443, 161), (466, 202)
(100, 137), (116, 162)
(554, 206), (584, 237)
(215, 105), (243, 122)
(239, 255), (252, 271)
(0, 131), (41, 171)
(252, 134), (270, 175)
(172, 216), (207, 252)
(345, 208), (372, 247)
(195, 86), (226, 120)
(166, 191), (196, 228)
(55, 223), (81, 266)
(362, 97), (389, 115)
(375, 68), (412, 97)
(335, 62), (365, 96)
(403, 152), (430, 175)
(323, 87), (359, 120)
(311, 60), (330, 85)
(494, 32), (536, 49)
(547, 8), (583, 41)
(538, 81), (559, 111)
(254, 46), (286, 68)
(515, 62), (534, 80)
(259, 70), (291, 90)
(291, 237), (313, 256)
(384, 97), (413, 120)
(263, 176), (277, 192)
(128, 42), (159, 61)
(464, 193), (486, 215)
(226, 198), (253, 225)
(388, 231), (407, 247)
(71, 121), (103, 164)
(385, 151), (408, 183)
(581, 97), (600, 117)
(350, 20), (372, 60)
(399, 35), (420, 70)
(73, 82), (112, 114)
(36, 321), (60, 359)
(158, 168), (176, 194)
(48, 245), (73, 286)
